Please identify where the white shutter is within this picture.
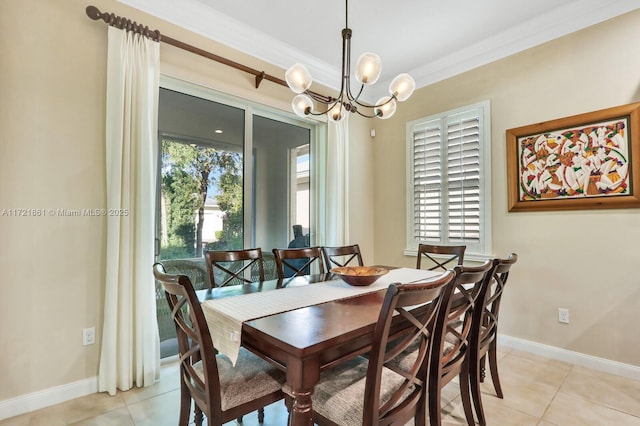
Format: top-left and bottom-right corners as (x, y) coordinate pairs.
(412, 119), (442, 240)
(446, 113), (481, 242)
(407, 101), (490, 255)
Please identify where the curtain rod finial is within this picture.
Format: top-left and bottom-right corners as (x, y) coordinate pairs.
(86, 5), (102, 20)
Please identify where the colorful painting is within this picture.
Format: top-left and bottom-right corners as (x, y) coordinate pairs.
(506, 103), (640, 212)
(518, 119), (629, 201)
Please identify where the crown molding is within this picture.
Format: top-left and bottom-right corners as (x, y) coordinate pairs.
(119, 0), (638, 100)
(369, 0), (640, 100)
(118, 0), (341, 89)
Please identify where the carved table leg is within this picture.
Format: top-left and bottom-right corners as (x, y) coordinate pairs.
(289, 388), (314, 426)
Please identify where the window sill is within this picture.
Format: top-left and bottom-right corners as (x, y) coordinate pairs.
(403, 249), (493, 263)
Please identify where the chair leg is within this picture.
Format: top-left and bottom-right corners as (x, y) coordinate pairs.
(258, 407), (265, 423)
(470, 356), (487, 426)
(459, 363), (475, 426)
(178, 382), (191, 426)
(414, 396), (427, 426)
(194, 406), (204, 426)
(488, 342), (503, 398)
(428, 377), (442, 426)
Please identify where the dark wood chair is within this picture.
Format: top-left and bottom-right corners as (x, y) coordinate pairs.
(417, 243), (466, 271)
(272, 246), (325, 278)
(204, 248), (265, 288)
(427, 260), (495, 426)
(284, 270), (456, 425)
(322, 244), (364, 269)
(389, 260), (494, 425)
(152, 263), (285, 426)
(469, 253), (518, 426)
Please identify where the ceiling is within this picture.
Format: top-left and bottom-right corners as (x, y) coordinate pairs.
(121, 0), (638, 101)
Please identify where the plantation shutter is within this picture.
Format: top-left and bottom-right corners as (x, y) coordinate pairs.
(413, 119), (442, 240)
(447, 112), (481, 242)
(410, 107), (483, 245)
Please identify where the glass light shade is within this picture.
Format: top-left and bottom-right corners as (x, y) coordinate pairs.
(355, 52), (382, 85)
(389, 73), (416, 101)
(285, 63), (312, 94)
(291, 94), (314, 118)
(374, 96), (397, 119)
(328, 103), (344, 122)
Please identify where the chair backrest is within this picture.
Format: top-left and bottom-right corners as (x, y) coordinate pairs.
(363, 270), (455, 425)
(430, 260), (494, 388)
(417, 243), (466, 271)
(204, 248), (265, 288)
(322, 244), (364, 269)
(152, 263), (224, 420)
(161, 259), (210, 290)
(477, 254), (518, 354)
(272, 247), (325, 278)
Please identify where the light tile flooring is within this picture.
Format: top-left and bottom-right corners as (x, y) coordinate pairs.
(2, 347), (640, 425)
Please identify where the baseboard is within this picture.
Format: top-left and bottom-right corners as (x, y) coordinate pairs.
(0, 376), (97, 421)
(498, 334), (640, 381)
(0, 356), (181, 421)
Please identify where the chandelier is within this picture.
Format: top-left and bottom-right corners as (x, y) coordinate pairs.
(285, 0), (416, 122)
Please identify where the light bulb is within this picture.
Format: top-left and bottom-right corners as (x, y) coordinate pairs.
(328, 103), (344, 122)
(292, 94), (313, 118)
(355, 52), (382, 85)
(374, 96), (397, 119)
(389, 73), (416, 101)
(285, 63), (312, 94)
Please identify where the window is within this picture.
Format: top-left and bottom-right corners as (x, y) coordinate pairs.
(406, 101), (491, 256)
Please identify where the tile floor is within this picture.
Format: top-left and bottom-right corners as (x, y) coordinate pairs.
(2, 347), (640, 425)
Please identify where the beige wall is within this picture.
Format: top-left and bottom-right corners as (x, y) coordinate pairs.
(373, 10), (640, 366)
(3, 0), (637, 409)
(0, 0), (374, 403)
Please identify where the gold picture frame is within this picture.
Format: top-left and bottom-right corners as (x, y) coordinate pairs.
(506, 102), (640, 212)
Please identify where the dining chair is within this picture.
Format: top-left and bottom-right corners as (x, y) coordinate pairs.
(322, 244), (364, 269)
(152, 263), (285, 426)
(468, 253), (518, 426)
(389, 260), (494, 426)
(284, 270), (456, 425)
(427, 260), (495, 426)
(272, 246), (326, 278)
(204, 248), (265, 288)
(416, 243), (466, 271)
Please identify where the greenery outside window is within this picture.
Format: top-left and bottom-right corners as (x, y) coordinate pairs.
(406, 101), (491, 256)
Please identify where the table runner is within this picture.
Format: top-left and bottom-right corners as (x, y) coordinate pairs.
(201, 267), (441, 365)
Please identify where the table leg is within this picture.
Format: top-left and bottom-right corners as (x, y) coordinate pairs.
(286, 357), (319, 426)
(289, 388), (314, 426)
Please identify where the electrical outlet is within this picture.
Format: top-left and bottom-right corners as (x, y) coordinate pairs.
(83, 327), (96, 345)
(558, 308), (569, 324)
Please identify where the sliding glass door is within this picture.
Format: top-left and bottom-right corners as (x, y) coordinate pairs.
(155, 81), (317, 357)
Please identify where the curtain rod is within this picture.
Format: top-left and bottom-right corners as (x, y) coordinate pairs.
(85, 5), (331, 101)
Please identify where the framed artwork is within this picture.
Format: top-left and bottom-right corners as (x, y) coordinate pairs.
(506, 102), (640, 212)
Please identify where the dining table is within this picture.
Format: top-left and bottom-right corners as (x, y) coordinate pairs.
(197, 267), (442, 426)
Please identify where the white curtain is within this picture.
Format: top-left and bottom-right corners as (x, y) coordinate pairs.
(98, 26), (161, 396)
(324, 116), (350, 246)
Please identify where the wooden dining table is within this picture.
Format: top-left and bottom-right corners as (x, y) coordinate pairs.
(197, 269), (441, 426)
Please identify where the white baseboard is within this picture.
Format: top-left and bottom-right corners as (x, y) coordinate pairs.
(499, 334), (640, 381)
(0, 376), (97, 421)
(0, 356), (180, 421)
(2, 337), (639, 421)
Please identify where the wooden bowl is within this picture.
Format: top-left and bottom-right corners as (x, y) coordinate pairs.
(331, 266), (389, 287)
